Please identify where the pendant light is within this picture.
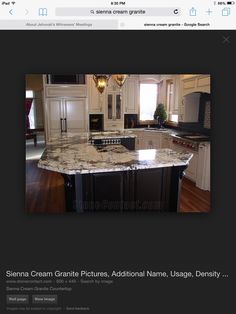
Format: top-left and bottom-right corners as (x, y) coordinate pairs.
(112, 74), (128, 88)
(93, 75), (111, 94)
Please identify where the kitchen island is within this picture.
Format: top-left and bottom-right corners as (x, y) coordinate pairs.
(38, 133), (193, 212)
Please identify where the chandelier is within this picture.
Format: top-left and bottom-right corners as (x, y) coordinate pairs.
(93, 74), (128, 93)
(93, 75), (111, 94)
(112, 74), (128, 88)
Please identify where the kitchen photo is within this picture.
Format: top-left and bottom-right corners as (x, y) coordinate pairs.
(25, 74), (211, 213)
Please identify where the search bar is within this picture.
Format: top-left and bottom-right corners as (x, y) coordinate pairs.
(55, 7), (181, 17)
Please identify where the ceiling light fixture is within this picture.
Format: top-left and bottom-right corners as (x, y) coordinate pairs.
(112, 74), (128, 88)
(93, 75), (111, 94)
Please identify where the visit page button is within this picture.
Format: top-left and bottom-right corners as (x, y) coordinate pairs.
(6, 295), (29, 304)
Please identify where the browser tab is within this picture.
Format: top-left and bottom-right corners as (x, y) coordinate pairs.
(0, 0), (235, 29)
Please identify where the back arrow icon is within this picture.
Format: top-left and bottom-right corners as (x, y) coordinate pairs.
(9, 9), (13, 15)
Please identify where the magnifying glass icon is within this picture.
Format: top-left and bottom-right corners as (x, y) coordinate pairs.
(90, 10), (94, 14)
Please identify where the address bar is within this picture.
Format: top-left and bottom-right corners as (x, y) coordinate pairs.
(55, 7), (181, 17)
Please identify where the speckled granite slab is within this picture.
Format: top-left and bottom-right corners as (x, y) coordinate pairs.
(38, 134), (193, 175)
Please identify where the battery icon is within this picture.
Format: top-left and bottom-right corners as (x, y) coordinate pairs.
(227, 1), (234, 4)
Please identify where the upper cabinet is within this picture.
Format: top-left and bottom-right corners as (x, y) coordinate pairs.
(87, 75), (105, 113)
(178, 75), (210, 122)
(181, 75), (210, 96)
(87, 75), (139, 130)
(87, 75), (139, 116)
(123, 75), (139, 114)
(104, 90), (123, 130)
(45, 85), (87, 98)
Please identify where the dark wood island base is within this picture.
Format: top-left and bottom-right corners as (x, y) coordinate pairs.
(62, 165), (187, 212)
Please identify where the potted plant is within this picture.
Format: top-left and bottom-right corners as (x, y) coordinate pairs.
(153, 104), (167, 128)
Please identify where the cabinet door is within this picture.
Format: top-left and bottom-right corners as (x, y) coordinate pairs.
(87, 75), (105, 113)
(91, 172), (124, 211)
(65, 98), (87, 133)
(185, 152), (198, 182)
(153, 134), (161, 149)
(161, 138), (169, 148)
(123, 77), (139, 114)
(105, 92), (124, 130)
(106, 92), (123, 120)
(115, 94), (122, 120)
(46, 98), (63, 137)
(107, 93), (113, 120)
(142, 133), (161, 149)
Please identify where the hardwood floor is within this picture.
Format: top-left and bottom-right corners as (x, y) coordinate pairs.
(26, 160), (210, 213)
(26, 160), (65, 213)
(180, 177), (211, 213)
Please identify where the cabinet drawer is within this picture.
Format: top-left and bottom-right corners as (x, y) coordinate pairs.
(104, 121), (123, 130)
(45, 85), (87, 98)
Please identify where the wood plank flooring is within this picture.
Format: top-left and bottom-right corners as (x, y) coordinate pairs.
(26, 160), (210, 213)
(180, 177), (211, 212)
(26, 160), (65, 213)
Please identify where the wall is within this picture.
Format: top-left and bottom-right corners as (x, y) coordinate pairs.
(25, 74), (43, 91)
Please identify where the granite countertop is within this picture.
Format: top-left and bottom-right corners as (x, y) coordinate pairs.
(38, 133), (193, 175)
(90, 130), (136, 139)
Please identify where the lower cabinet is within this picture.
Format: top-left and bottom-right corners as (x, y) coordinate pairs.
(134, 131), (171, 150)
(161, 134), (172, 148)
(184, 152), (198, 182)
(62, 166), (186, 212)
(171, 142), (198, 182)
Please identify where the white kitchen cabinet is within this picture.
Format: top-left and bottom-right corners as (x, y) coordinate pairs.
(181, 75), (210, 96)
(103, 77), (125, 130)
(45, 85), (87, 98)
(46, 98), (62, 137)
(140, 132), (161, 149)
(104, 91), (124, 130)
(87, 75), (105, 113)
(134, 131), (172, 150)
(45, 98), (87, 140)
(136, 137), (145, 150)
(149, 133), (161, 149)
(131, 131), (143, 149)
(171, 142), (198, 182)
(179, 75), (210, 122)
(161, 133), (172, 148)
(196, 143), (210, 191)
(123, 76), (139, 114)
(185, 152), (198, 182)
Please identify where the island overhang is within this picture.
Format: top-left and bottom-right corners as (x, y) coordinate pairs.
(37, 134), (192, 212)
(38, 134), (192, 175)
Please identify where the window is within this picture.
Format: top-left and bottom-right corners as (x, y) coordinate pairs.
(166, 80), (178, 123)
(26, 90), (35, 129)
(26, 90), (33, 98)
(139, 83), (158, 121)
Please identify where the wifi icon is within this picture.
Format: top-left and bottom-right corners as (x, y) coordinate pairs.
(12, 1), (16, 4)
